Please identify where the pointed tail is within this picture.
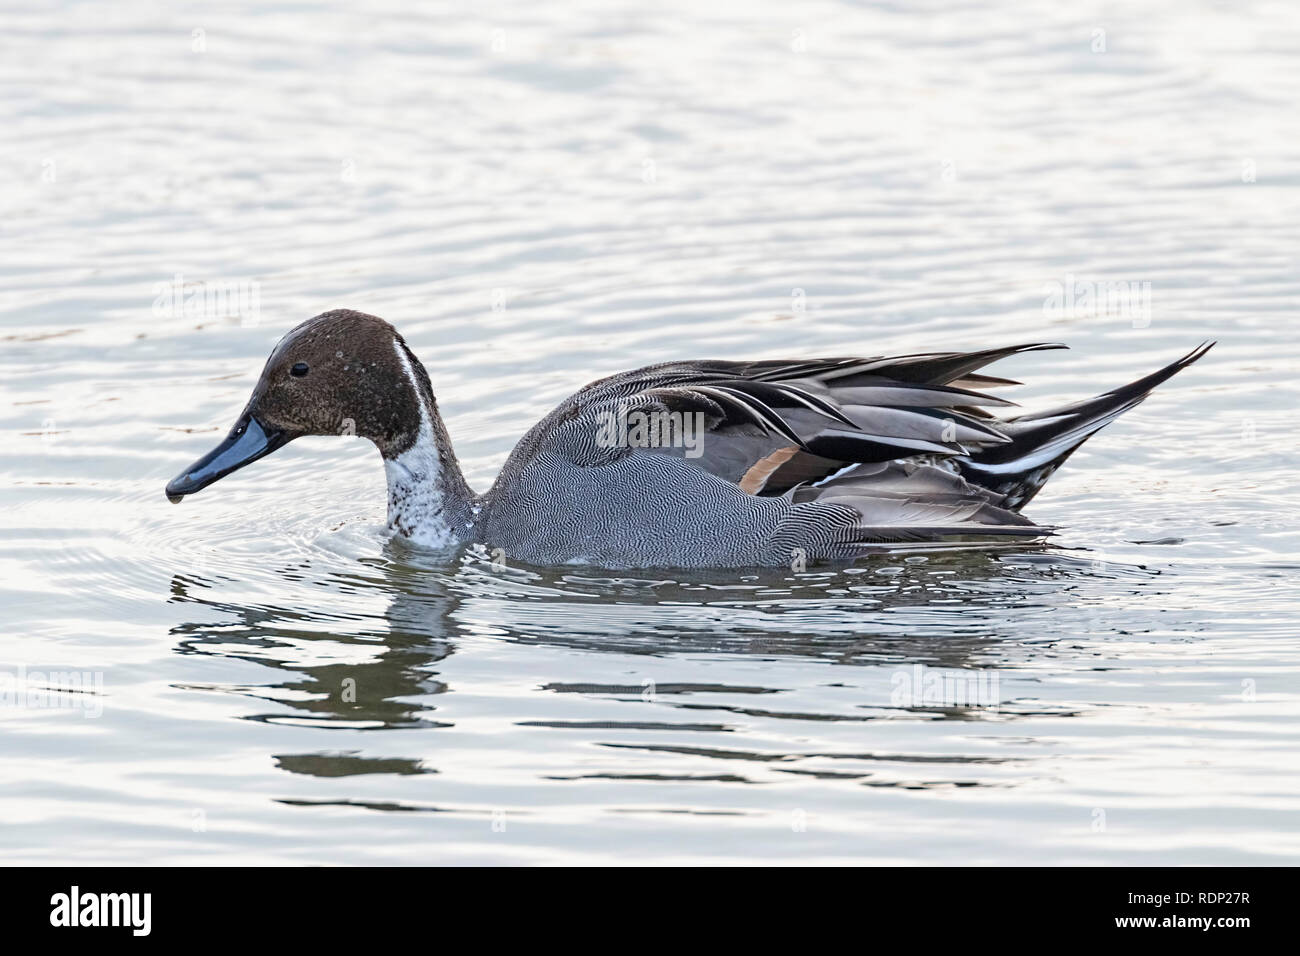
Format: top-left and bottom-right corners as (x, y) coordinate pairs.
(957, 341), (1214, 510)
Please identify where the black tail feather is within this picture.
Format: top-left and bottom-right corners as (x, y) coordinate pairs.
(957, 342), (1214, 510)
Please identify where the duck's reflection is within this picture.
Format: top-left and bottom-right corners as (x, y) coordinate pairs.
(167, 544), (1086, 781)
(169, 562), (455, 734)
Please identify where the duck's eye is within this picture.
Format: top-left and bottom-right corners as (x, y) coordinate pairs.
(290, 362), (310, 378)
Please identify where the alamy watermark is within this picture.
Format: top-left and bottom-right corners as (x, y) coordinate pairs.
(890, 663), (1000, 709)
(152, 273), (262, 326)
(1, 665), (104, 717)
(595, 403), (706, 458)
(1043, 274), (1151, 327)
(49, 886), (150, 936)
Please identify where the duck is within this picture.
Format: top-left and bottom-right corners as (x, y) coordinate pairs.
(164, 309), (1212, 569)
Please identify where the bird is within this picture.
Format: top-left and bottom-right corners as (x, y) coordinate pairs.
(164, 309), (1212, 569)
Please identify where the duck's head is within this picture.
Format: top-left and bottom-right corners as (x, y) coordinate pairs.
(165, 309), (433, 503)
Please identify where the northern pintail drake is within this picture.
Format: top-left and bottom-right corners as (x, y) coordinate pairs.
(165, 310), (1212, 569)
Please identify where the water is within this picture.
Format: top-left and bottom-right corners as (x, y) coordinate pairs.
(2, 0), (1298, 864)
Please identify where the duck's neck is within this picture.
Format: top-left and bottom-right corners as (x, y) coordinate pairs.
(383, 340), (479, 546)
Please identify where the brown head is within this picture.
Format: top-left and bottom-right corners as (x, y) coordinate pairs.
(165, 309), (436, 502)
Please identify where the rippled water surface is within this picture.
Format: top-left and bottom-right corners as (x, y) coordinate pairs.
(2, 0), (1299, 864)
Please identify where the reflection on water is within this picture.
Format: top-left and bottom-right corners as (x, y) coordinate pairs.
(163, 547), (1148, 787)
(171, 564), (455, 734)
(96, 525), (1289, 863)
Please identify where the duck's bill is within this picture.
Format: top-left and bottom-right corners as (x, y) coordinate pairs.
(165, 414), (291, 503)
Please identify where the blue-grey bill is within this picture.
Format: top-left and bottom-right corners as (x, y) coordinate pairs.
(165, 415), (290, 503)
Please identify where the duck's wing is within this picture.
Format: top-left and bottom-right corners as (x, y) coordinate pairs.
(776, 458), (1050, 556)
(521, 342), (1063, 497)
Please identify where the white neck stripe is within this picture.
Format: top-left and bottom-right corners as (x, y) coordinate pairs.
(382, 339), (459, 546)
